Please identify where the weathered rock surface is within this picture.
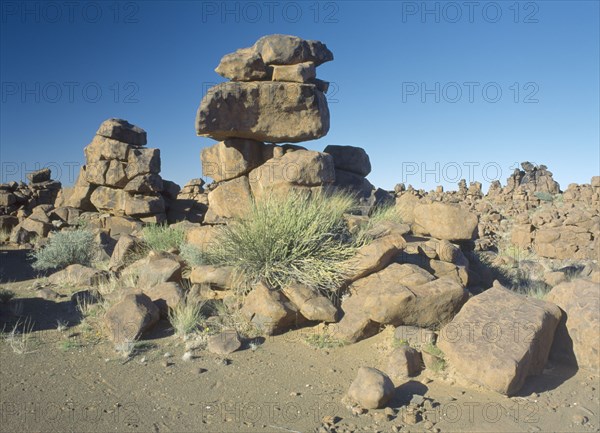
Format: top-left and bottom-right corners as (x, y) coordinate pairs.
(324, 145), (371, 176)
(346, 367), (395, 410)
(201, 139), (265, 182)
(204, 176), (253, 223)
(104, 292), (159, 343)
(240, 282), (301, 335)
(281, 283), (337, 322)
(387, 346), (423, 380)
(438, 283), (561, 395)
(207, 331), (242, 355)
(546, 279), (599, 372)
(413, 203), (478, 241)
(248, 150), (335, 200)
(96, 118), (147, 146)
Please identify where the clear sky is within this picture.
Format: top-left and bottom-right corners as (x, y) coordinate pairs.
(1, 1), (599, 192)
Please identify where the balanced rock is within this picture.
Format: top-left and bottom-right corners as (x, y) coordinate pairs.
(196, 82), (329, 143)
(253, 34), (333, 66)
(215, 47), (270, 81)
(96, 118), (147, 146)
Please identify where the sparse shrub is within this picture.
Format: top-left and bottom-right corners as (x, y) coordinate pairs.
(304, 329), (347, 349)
(0, 289), (15, 303)
(180, 243), (209, 267)
(141, 224), (185, 253)
(512, 279), (551, 299)
(204, 190), (361, 293)
(168, 298), (205, 339)
(30, 228), (97, 270)
(4, 317), (35, 354)
(534, 191), (554, 202)
(369, 203), (403, 225)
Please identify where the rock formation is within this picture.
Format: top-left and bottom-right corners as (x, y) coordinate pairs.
(59, 118), (175, 224)
(196, 35), (341, 224)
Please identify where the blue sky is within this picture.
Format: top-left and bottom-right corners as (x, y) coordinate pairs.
(1, 1), (598, 191)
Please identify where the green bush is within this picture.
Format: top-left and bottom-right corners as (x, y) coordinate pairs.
(30, 229), (97, 270)
(205, 190), (361, 293)
(141, 224), (185, 252)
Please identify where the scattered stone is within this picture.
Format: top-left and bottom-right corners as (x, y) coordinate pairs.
(346, 367), (395, 410)
(240, 281), (301, 335)
(387, 346), (423, 379)
(104, 292), (160, 343)
(206, 331), (242, 355)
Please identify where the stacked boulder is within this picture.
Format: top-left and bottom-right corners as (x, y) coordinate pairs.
(196, 34), (337, 224)
(60, 119), (176, 224)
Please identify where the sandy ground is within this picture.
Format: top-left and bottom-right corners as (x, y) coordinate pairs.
(1, 248), (599, 433)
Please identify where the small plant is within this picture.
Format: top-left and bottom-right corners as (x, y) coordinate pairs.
(30, 228), (97, 270)
(204, 190), (361, 294)
(59, 339), (82, 351)
(392, 338), (410, 348)
(168, 298), (204, 339)
(422, 342), (446, 372)
(4, 317), (35, 354)
(0, 289), (15, 303)
(304, 329), (347, 349)
(141, 224), (185, 253)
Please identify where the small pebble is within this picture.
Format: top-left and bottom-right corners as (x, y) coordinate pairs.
(164, 352), (172, 358)
(572, 414), (588, 425)
(182, 352), (193, 361)
(197, 368), (208, 374)
(290, 392), (300, 396)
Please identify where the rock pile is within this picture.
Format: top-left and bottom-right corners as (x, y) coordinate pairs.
(60, 118), (177, 224)
(196, 34), (340, 223)
(1, 169), (62, 242)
